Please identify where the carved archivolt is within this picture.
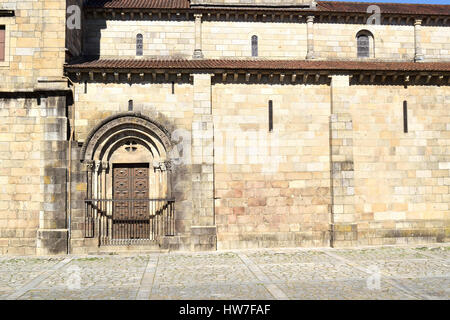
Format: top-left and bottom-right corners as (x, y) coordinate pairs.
(81, 112), (173, 162)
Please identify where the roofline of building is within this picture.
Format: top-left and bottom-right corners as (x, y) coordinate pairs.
(64, 59), (450, 86)
(84, 1), (450, 17)
(65, 59), (450, 72)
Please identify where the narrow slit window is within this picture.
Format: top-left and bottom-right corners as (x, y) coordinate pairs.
(0, 26), (5, 62)
(128, 100), (133, 111)
(251, 35), (258, 57)
(268, 100), (273, 132)
(403, 100), (408, 133)
(136, 33), (143, 56)
(171, 81), (175, 94)
(84, 80), (87, 94)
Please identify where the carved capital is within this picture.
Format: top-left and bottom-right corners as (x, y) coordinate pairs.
(101, 161), (109, 170)
(164, 160), (173, 171)
(83, 160), (94, 172)
(94, 160), (101, 172)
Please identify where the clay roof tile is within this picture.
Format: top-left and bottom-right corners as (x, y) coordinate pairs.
(65, 58), (450, 72)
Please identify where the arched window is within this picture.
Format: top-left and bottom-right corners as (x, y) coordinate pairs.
(251, 35), (258, 57)
(356, 30), (374, 58)
(136, 33), (143, 56)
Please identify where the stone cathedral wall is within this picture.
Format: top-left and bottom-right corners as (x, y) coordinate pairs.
(210, 80), (449, 249)
(0, 0), (449, 254)
(421, 26), (450, 62)
(0, 0), (67, 90)
(350, 85), (449, 245)
(0, 0), (69, 255)
(84, 19), (195, 59)
(212, 83), (331, 249)
(0, 93), (69, 255)
(0, 97), (43, 255)
(83, 18), (450, 61)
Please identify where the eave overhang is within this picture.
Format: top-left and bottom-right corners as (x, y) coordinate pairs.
(64, 59), (450, 86)
(84, 1), (450, 25)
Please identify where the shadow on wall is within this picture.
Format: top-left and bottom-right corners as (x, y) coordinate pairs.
(81, 18), (106, 62)
(66, 0), (85, 60)
(80, 15), (196, 61)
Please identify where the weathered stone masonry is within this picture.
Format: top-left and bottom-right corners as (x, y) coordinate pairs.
(0, 0), (449, 254)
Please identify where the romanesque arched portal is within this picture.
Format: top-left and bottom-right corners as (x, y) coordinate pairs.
(81, 113), (174, 245)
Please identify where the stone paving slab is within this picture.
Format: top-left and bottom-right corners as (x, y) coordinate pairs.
(158, 252), (243, 266)
(281, 279), (414, 300)
(329, 247), (428, 261)
(153, 265), (256, 286)
(0, 245), (448, 300)
(415, 247), (450, 260)
(0, 258), (64, 298)
(19, 288), (139, 300)
(392, 276), (450, 300)
(259, 262), (368, 282)
(356, 260), (449, 278)
(246, 250), (335, 264)
(37, 256), (148, 289)
(150, 283), (273, 300)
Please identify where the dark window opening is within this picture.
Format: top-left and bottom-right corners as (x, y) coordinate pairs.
(357, 34), (370, 58)
(136, 34), (143, 56)
(171, 82), (175, 94)
(84, 80), (87, 94)
(251, 35), (258, 57)
(403, 100), (408, 133)
(268, 100), (273, 132)
(128, 100), (133, 111)
(0, 26), (5, 62)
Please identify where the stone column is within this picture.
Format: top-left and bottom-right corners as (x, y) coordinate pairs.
(83, 160), (95, 239)
(164, 160), (173, 199)
(101, 162), (108, 199)
(193, 14), (204, 59)
(329, 75), (357, 247)
(191, 73), (216, 251)
(100, 161), (107, 214)
(93, 161), (100, 202)
(159, 164), (164, 198)
(93, 160), (101, 240)
(85, 161), (94, 200)
(414, 19), (424, 62)
(306, 15), (316, 60)
(153, 162), (162, 198)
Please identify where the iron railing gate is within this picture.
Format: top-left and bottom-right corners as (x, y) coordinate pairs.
(84, 199), (175, 246)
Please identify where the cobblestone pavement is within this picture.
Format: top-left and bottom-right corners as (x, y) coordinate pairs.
(0, 245), (448, 300)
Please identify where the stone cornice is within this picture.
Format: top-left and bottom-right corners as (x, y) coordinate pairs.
(83, 8), (449, 27)
(64, 60), (450, 87)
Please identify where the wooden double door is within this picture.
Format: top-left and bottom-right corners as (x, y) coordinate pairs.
(113, 164), (150, 239)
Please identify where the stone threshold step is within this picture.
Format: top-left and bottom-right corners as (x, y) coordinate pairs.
(87, 246), (169, 255)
